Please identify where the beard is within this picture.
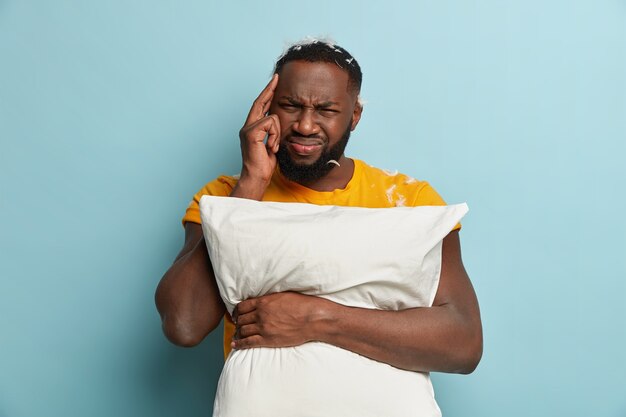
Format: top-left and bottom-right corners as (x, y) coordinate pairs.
(276, 121), (352, 184)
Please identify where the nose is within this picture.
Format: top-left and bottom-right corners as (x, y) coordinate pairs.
(292, 108), (320, 136)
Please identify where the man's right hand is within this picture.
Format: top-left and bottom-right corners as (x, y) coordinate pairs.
(233, 74), (281, 200)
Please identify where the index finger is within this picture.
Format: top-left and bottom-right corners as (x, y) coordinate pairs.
(234, 298), (258, 320)
(244, 73), (279, 126)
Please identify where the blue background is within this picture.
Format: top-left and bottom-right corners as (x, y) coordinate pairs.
(1, 1), (625, 416)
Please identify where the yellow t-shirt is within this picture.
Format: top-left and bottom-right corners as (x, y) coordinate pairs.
(182, 158), (461, 358)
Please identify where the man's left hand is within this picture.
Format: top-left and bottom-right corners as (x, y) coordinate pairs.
(231, 292), (333, 350)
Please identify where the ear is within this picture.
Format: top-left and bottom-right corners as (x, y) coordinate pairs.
(350, 98), (363, 131)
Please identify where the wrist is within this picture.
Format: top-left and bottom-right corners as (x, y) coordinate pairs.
(230, 173), (270, 200)
(308, 297), (342, 343)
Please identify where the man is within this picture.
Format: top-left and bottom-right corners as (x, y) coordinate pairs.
(155, 40), (482, 376)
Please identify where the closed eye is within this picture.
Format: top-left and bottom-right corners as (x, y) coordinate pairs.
(280, 103), (300, 111)
(318, 108), (340, 116)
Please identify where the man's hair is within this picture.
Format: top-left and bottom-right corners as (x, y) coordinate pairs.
(273, 38), (362, 95)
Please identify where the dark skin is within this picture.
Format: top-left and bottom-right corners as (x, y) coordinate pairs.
(155, 61), (483, 373)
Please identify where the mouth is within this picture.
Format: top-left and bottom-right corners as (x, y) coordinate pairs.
(285, 136), (324, 156)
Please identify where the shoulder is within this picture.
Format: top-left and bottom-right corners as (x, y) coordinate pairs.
(182, 174), (240, 225)
(196, 174), (240, 196)
(355, 160), (444, 207)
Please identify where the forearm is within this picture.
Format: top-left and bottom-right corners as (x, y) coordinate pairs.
(229, 175), (269, 201)
(314, 300), (482, 374)
(155, 237), (225, 346)
(232, 232), (483, 372)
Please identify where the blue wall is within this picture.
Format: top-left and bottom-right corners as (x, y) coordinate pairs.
(1, 1), (625, 416)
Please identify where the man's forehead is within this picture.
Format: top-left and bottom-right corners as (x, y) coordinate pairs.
(276, 61), (353, 99)
(278, 95), (339, 107)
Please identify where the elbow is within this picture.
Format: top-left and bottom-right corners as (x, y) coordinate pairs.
(155, 297), (201, 347)
(157, 308), (223, 347)
(161, 317), (210, 347)
(454, 330), (483, 374)
(154, 284), (223, 348)
(155, 295), (222, 348)
(457, 346), (482, 374)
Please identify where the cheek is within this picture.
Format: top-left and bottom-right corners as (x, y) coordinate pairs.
(274, 114), (294, 139)
(277, 114), (292, 131)
(325, 119), (350, 136)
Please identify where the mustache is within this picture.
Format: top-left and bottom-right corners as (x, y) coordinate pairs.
(288, 133), (323, 140)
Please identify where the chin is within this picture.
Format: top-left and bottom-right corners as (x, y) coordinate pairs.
(289, 155), (320, 166)
(277, 140), (341, 183)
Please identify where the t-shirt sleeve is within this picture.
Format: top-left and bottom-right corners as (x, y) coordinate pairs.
(412, 181), (462, 231)
(181, 176), (237, 226)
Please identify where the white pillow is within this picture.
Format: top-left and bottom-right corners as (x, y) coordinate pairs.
(199, 196), (468, 417)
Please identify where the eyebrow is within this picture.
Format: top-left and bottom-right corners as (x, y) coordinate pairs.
(279, 96), (339, 108)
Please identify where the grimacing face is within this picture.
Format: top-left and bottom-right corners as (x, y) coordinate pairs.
(269, 61), (362, 182)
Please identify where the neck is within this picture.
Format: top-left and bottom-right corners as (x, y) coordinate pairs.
(295, 155), (354, 192)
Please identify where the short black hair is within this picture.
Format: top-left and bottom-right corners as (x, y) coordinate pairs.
(274, 39), (362, 95)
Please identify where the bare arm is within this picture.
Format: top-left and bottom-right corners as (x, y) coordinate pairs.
(155, 223), (225, 346)
(233, 230), (483, 374)
(154, 75), (281, 346)
(322, 230), (482, 373)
